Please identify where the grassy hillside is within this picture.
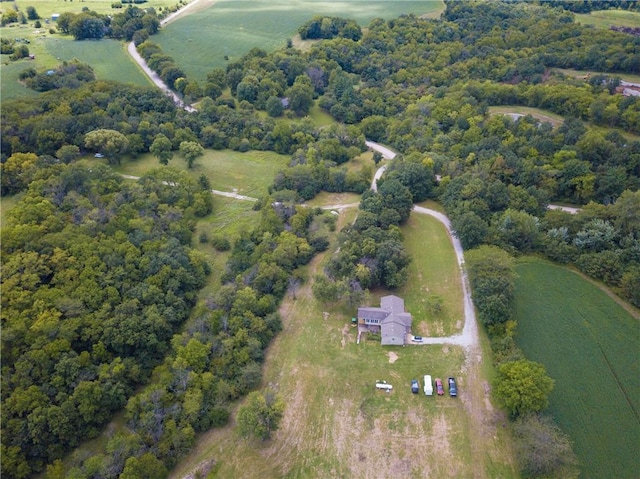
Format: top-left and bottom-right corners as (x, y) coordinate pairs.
(513, 258), (640, 479)
(156, 0), (444, 82)
(574, 9), (640, 29)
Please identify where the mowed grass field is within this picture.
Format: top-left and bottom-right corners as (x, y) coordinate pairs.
(156, 0), (444, 82)
(513, 258), (640, 479)
(114, 149), (290, 197)
(169, 203), (517, 479)
(575, 9), (640, 29)
(399, 212), (463, 337)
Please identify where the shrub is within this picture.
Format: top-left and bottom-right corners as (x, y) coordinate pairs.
(211, 236), (231, 251)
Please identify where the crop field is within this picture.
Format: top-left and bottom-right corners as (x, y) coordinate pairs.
(399, 212), (463, 337)
(575, 9), (640, 29)
(156, 0), (444, 82)
(513, 258), (640, 479)
(169, 204), (517, 479)
(114, 149), (290, 197)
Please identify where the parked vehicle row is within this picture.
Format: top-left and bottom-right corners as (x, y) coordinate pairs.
(412, 376), (457, 397)
(376, 377), (458, 397)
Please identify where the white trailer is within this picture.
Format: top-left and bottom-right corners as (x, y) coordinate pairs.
(375, 382), (393, 391)
(423, 375), (433, 396)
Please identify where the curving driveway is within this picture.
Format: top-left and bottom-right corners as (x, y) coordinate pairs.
(365, 140), (481, 350)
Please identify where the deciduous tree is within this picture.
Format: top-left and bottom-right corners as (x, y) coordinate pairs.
(237, 389), (284, 440)
(495, 359), (554, 418)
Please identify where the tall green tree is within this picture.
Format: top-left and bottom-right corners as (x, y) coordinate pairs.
(237, 389), (285, 440)
(150, 133), (173, 165)
(179, 141), (204, 169)
(286, 75), (314, 116)
(495, 359), (554, 418)
(84, 129), (129, 165)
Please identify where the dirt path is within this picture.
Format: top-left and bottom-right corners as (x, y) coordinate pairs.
(120, 174), (257, 201)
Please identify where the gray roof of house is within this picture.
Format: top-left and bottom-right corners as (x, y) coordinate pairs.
(380, 321), (407, 345)
(357, 307), (390, 321)
(381, 295), (404, 313)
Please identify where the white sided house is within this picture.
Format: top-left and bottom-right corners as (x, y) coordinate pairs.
(357, 295), (412, 345)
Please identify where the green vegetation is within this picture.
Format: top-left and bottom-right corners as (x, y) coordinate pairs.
(44, 38), (152, 86)
(513, 258), (640, 479)
(575, 9), (640, 29)
(2, 1), (639, 476)
(117, 149), (290, 197)
(400, 213), (463, 336)
(156, 0), (444, 82)
(488, 106), (564, 128)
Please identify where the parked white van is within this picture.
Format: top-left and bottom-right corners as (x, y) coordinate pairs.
(423, 375), (433, 396)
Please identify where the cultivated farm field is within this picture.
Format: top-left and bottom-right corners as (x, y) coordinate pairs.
(156, 0), (444, 82)
(513, 258), (640, 479)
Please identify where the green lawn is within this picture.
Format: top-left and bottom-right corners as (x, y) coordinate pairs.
(398, 212), (463, 337)
(156, 0), (444, 82)
(114, 149), (290, 198)
(513, 257), (640, 479)
(575, 9), (640, 29)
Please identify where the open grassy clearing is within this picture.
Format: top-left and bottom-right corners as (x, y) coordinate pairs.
(574, 9), (640, 29)
(398, 212), (463, 337)
(169, 201), (517, 479)
(156, 0), (444, 82)
(488, 105), (640, 141)
(513, 257), (640, 479)
(488, 105), (564, 128)
(114, 149), (290, 197)
(553, 67), (640, 84)
(42, 37), (152, 86)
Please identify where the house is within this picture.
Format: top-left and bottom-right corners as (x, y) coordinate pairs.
(357, 295), (412, 345)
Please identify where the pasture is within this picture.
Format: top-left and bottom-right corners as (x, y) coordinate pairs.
(169, 203), (517, 479)
(513, 258), (640, 479)
(575, 9), (640, 29)
(114, 149), (290, 198)
(156, 0), (445, 82)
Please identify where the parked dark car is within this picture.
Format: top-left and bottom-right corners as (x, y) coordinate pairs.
(435, 378), (444, 395)
(448, 377), (457, 397)
(411, 379), (419, 394)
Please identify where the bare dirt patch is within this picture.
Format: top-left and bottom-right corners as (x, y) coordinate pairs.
(388, 351), (399, 363)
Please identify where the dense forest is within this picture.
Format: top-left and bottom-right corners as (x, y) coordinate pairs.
(2, 1), (639, 477)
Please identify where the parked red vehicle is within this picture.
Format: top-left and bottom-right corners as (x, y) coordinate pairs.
(435, 378), (444, 395)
